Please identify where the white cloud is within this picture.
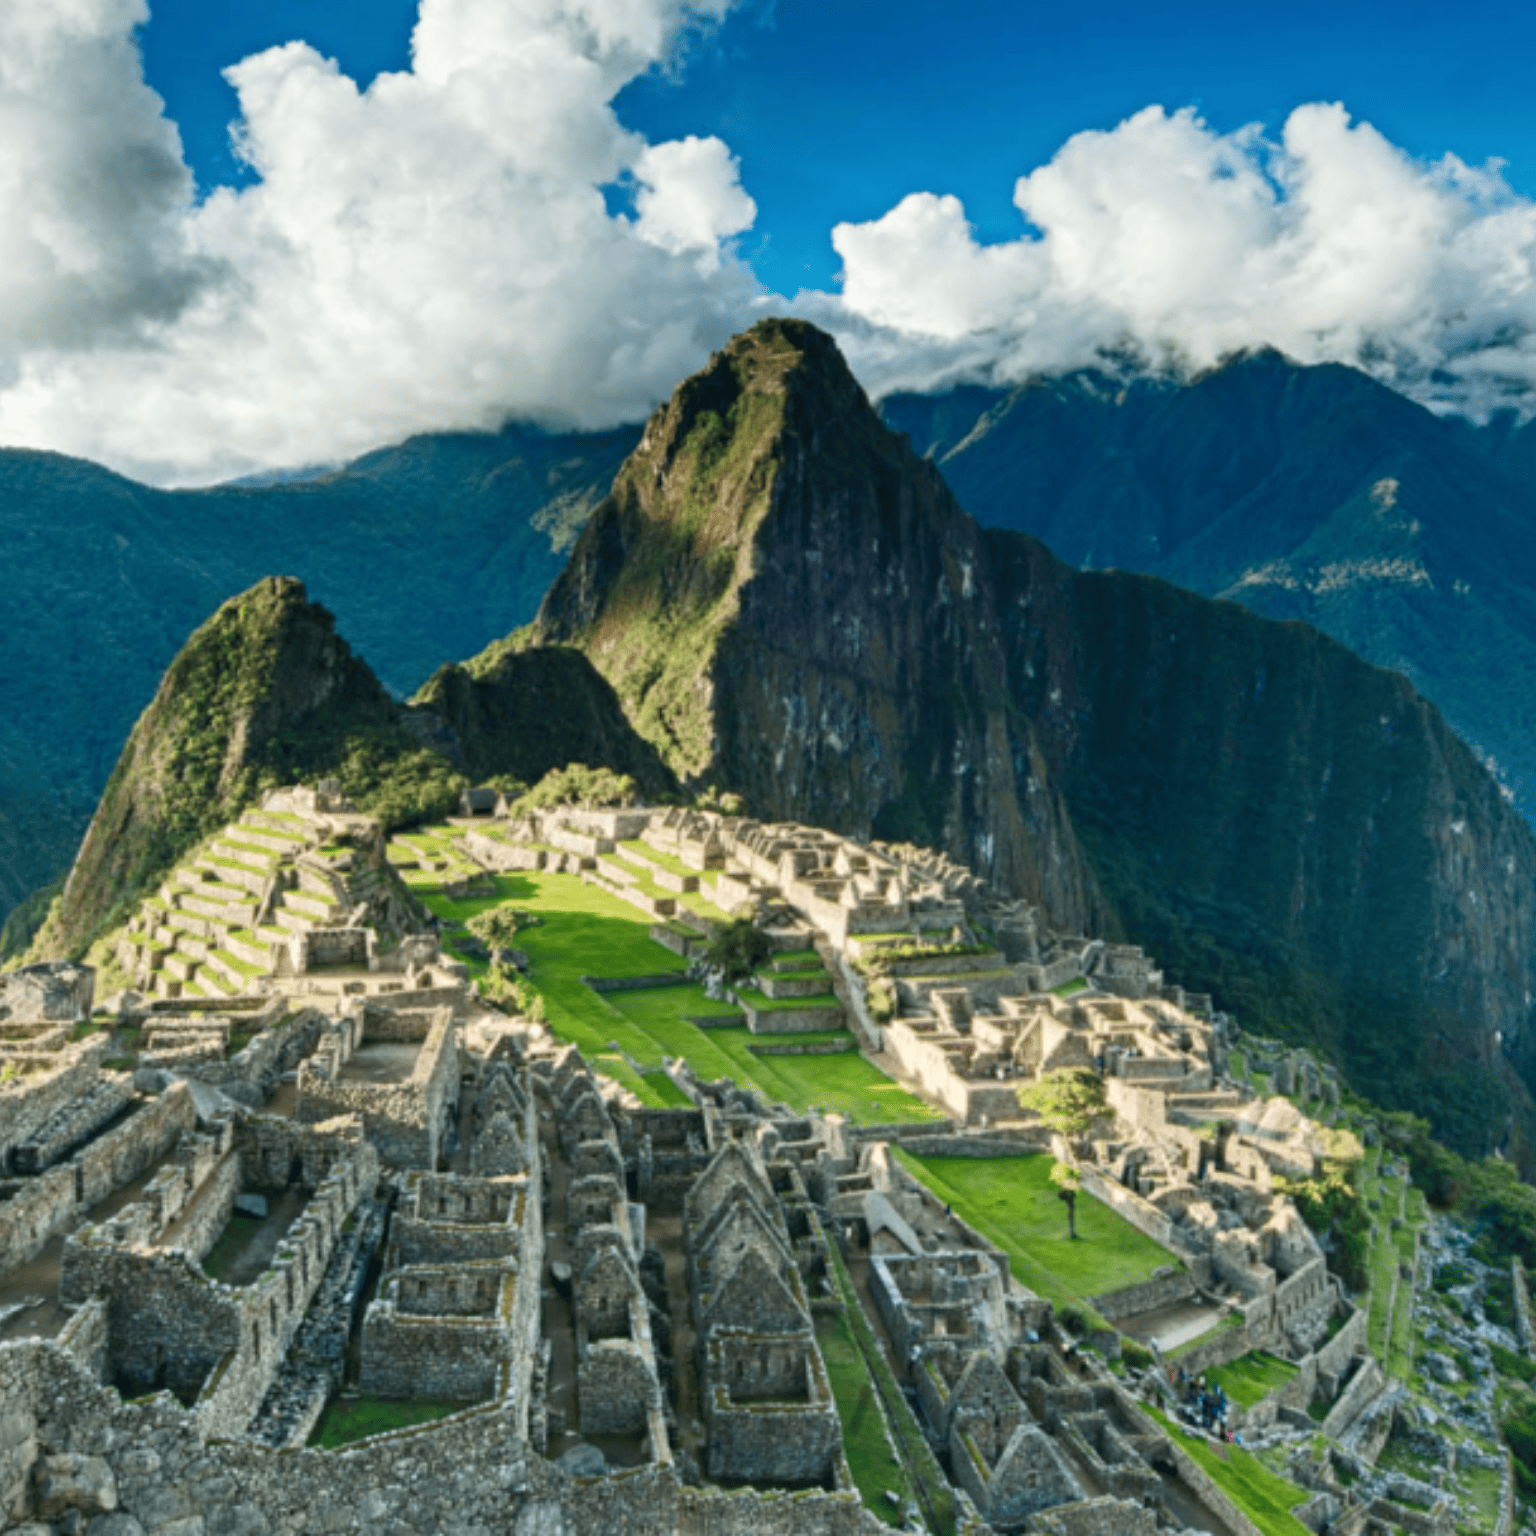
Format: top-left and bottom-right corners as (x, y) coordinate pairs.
(0, 0), (762, 484)
(7, 11), (1536, 488)
(634, 135), (756, 262)
(812, 103), (1536, 418)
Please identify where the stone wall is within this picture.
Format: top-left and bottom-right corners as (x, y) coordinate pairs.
(0, 1036), (110, 1173)
(58, 1130), (378, 1438)
(10, 1076), (134, 1174)
(299, 928), (373, 971)
(0, 1166), (76, 1276)
(4, 1292), (890, 1535)
(1513, 1259), (1534, 1357)
(705, 1332), (842, 1485)
(360, 1287), (512, 1400)
(1315, 1306), (1367, 1384)
(742, 1002), (846, 1035)
(1089, 1269), (1198, 1324)
(194, 1009), (326, 1103)
(1321, 1355), (1386, 1439)
(1074, 1164), (1192, 1263)
(297, 1007), (458, 1166)
(0, 1084), (197, 1275)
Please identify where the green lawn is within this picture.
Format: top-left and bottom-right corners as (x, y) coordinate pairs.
(816, 1310), (915, 1526)
(617, 839), (699, 880)
(1144, 1405), (1312, 1536)
(310, 1394), (463, 1449)
(1457, 1463), (1506, 1534)
(770, 947), (822, 968)
(894, 1151), (1175, 1312)
(201, 1213), (261, 1282)
(736, 985), (842, 1012)
(406, 864), (937, 1122)
(608, 986), (938, 1123)
(1209, 1352), (1300, 1409)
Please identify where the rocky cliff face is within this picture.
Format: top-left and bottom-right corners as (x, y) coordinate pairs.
(534, 321), (1099, 925)
(537, 319), (1536, 1154)
(886, 352), (1536, 816)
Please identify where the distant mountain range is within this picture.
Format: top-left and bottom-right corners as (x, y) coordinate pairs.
(8, 336), (1536, 968)
(885, 352), (1536, 811)
(0, 423), (634, 921)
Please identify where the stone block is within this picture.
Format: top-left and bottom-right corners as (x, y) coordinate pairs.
(34, 1453), (117, 1518)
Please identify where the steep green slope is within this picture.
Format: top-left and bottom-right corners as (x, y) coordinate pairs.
(27, 577), (463, 959)
(412, 644), (676, 799)
(0, 421), (639, 923)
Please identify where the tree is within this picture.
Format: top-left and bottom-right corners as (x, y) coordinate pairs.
(1017, 1068), (1107, 1239)
(467, 905), (536, 956)
(702, 917), (774, 984)
(1049, 1161), (1083, 1239)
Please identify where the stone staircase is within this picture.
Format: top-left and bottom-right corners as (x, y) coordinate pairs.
(116, 808), (349, 1001)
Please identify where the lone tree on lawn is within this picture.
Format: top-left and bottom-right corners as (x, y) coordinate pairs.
(1016, 1067), (1107, 1239)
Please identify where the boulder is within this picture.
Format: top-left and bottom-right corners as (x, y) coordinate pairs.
(556, 1442), (607, 1477)
(33, 1453), (117, 1518)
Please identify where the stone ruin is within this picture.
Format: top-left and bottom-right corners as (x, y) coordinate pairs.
(0, 786), (1397, 1534)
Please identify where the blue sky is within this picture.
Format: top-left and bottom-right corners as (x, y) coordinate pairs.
(138, 0), (1536, 295)
(4, 0), (1536, 483)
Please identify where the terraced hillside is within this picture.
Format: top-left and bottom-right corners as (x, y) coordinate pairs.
(113, 797), (413, 1001)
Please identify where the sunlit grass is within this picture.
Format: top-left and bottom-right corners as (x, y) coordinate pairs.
(894, 1150), (1175, 1310)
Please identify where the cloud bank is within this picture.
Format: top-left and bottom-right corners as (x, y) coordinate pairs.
(0, 0), (761, 483)
(3, 3), (1536, 484)
(811, 104), (1536, 416)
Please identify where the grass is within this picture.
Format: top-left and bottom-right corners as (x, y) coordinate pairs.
(1051, 977), (1089, 997)
(1458, 1464), (1505, 1534)
(407, 862), (937, 1122)
(1208, 1351), (1300, 1409)
(618, 838), (699, 880)
(309, 1394), (463, 1449)
(1144, 1404), (1312, 1536)
(769, 947), (822, 967)
(736, 985), (841, 1012)
(609, 987), (937, 1123)
(824, 1231), (955, 1534)
(894, 1151), (1175, 1313)
(816, 1309), (915, 1526)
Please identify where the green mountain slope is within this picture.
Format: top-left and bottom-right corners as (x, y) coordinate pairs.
(25, 577), (670, 963)
(536, 318), (1536, 1157)
(0, 422), (639, 924)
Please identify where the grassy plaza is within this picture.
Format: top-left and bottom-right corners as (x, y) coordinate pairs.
(893, 1149), (1176, 1312)
(398, 853), (940, 1123)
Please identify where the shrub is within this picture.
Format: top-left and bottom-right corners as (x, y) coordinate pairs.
(702, 918), (773, 985)
(1122, 1340), (1155, 1371)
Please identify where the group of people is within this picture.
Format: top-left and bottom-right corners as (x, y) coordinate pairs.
(1174, 1366), (1239, 1443)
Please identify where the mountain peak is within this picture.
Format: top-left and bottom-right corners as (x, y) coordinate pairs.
(532, 319), (918, 778)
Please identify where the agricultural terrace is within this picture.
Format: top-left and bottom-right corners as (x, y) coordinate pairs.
(893, 1150), (1176, 1315)
(393, 845), (940, 1125)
